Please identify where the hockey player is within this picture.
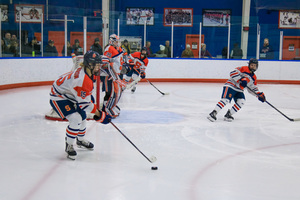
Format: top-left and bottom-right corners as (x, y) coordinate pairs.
(101, 34), (127, 118)
(207, 58), (266, 122)
(124, 47), (149, 93)
(50, 50), (112, 160)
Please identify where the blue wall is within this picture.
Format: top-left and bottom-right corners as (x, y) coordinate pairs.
(1, 0), (300, 58)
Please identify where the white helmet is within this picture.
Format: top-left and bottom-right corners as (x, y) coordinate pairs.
(109, 34), (120, 47)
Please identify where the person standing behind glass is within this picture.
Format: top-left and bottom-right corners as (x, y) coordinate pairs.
(260, 38), (273, 60)
(62, 41), (73, 56)
(121, 39), (131, 54)
(72, 39), (83, 55)
(200, 43), (213, 58)
(230, 43), (243, 59)
(45, 40), (58, 57)
(181, 44), (194, 58)
(163, 40), (171, 57)
(90, 38), (103, 55)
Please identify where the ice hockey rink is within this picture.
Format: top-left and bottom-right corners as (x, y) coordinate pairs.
(1, 82), (300, 200)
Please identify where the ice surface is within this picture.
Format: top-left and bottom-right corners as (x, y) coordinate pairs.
(0, 82), (300, 200)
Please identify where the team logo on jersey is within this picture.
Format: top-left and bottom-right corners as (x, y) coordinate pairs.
(92, 53), (96, 58)
(106, 52), (112, 57)
(81, 91), (87, 98)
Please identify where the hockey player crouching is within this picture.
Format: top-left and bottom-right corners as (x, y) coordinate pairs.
(208, 58), (266, 122)
(50, 50), (112, 160)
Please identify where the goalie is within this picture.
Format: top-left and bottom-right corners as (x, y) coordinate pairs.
(49, 50), (112, 160)
(207, 58), (266, 122)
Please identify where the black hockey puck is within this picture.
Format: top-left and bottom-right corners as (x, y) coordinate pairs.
(151, 166), (158, 170)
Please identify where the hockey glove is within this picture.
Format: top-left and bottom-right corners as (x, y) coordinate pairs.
(239, 77), (250, 89)
(257, 92), (266, 103)
(94, 111), (112, 124)
(140, 71), (146, 79)
(120, 63), (130, 74)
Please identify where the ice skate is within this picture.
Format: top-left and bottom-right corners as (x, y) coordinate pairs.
(224, 109), (234, 122)
(65, 142), (77, 160)
(76, 138), (94, 150)
(207, 110), (217, 122)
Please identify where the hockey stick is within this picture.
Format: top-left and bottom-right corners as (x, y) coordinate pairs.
(145, 79), (170, 95)
(133, 68), (169, 95)
(247, 86), (300, 122)
(110, 122), (157, 163)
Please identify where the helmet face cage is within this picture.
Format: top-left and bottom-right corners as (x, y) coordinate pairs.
(109, 34), (120, 47)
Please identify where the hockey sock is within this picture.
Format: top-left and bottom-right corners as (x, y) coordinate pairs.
(77, 120), (87, 141)
(65, 112), (83, 144)
(230, 98), (245, 115)
(214, 98), (230, 113)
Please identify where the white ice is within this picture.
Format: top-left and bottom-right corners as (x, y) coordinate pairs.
(1, 82), (300, 200)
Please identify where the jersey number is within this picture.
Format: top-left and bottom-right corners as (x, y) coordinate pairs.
(56, 72), (73, 86)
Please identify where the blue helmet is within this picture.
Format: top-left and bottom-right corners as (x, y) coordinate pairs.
(83, 50), (101, 69)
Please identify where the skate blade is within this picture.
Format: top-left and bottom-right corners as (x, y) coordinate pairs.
(67, 155), (76, 160)
(224, 118), (233, 122)
(77, 145), (94, 150)
(207, 116), (216, 122)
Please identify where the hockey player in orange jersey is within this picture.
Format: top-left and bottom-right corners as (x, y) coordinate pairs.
(124, 47), (149, 93)
(101, 34), (127, 118)
(50, 50), (112, 160)
(207, 58), (266, 122)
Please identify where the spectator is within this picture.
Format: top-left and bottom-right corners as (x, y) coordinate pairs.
(260, 38), (273, 59)
(1, 39), (10, 54)
(11, 34), (18, 43)
(21, 41), (33, 55)
(62, 41), (73, 56)
(200, 43), (213, 58)
(30, 37), (40, 55)
(230, 43), (243, 59)
(155, 45), (167, 57)
(145, 41), (155, 57)
(222, 47), (228, 59)
(72, 39), (83, 55)
(3, 32), (11, 50)
(163, 40), (171, 57)
(181, 44), (194, 58)
(10, 40), (19, 57)
(90, 38), (103, 55)
(121, 39), (131, 54)
(44, 40), (58, 57)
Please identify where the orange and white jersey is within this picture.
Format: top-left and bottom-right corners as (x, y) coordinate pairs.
(104, 45), (124, 75)
(129, 52), (149, 72)
(50, 67), (97, 114)
(225, 66), (260, 95)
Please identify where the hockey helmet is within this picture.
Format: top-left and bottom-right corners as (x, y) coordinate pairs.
(141, 47), (147, 58)
(248, 58), (258, 73)
(83, 50), (101, 73)
(109, 34), (120, 47)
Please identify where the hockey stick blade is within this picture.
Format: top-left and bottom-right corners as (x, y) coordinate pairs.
(149, 156), (157, 163)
